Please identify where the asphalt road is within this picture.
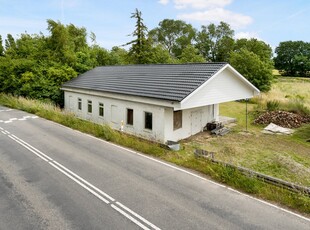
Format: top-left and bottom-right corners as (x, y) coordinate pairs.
(0, 105), (309, 230)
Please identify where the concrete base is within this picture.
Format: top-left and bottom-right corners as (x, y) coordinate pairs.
(219, 116), (237, 125)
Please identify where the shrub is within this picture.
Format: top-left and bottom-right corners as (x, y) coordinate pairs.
(266, 100), (280, 111)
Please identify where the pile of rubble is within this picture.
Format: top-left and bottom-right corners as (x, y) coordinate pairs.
(254, 111), (310, 128)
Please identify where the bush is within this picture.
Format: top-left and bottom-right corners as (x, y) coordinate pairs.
(266, 100), (280, 111)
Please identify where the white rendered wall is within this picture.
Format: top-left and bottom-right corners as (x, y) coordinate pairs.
(64, 91), (166, 142)
(164, 105), (218, 142)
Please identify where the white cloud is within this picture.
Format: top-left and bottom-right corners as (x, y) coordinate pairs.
(174, 0), (232, 9)
(158, 0), (170, 5)
(178, 8), (253, 29)
(235, 31), (260, 40)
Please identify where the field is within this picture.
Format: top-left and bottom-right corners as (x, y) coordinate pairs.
(256, 77), (310, 111)
(182, 77), (310, 187)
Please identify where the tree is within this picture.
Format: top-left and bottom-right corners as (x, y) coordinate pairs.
(196, 22), (234, 62)
(109, 46), (130, 65)
(179, 45), (205, 63)
(123, 8), (152, 64)
(234, 38), (273, 63)
(4, 34), (17, 57)
(149, 19), (196, 58)
(274, 41), (310, 77)
(230, 48), (273, 91)
(0, 35), (4, 56)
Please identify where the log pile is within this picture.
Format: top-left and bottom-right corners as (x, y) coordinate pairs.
(254, 111), (310, 128)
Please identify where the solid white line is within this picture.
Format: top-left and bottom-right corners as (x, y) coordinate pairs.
(49, 162), (110, 204)
(11, 134), (53, 161)
(111, 204), (150, 230)
(0, 127), (3, 130)
(8, 135), (49, 162)
(52, 161), (115, 202)
(4, 130), (160, 228)
(116, 202), (161, 230)
(1, 131), (6, 135)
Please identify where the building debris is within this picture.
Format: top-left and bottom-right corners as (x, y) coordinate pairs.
(262, 123), (294, 135)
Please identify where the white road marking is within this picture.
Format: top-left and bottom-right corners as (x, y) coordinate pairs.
(0, 109), (13, 112)
(52, 161), (115, 202)
(2, 129), (161, 230)
(0, 116), (38, 124)
(116, 202), (161, 230)
(111, 204), (151, 230)
(49, 162), (110, 204)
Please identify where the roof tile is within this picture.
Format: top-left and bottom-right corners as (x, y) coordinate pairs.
(62, 63), (227, 102)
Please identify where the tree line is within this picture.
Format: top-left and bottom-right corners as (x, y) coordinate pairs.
(0, 9), (307, 105)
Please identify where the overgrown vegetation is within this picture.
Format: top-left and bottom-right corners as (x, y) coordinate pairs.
(0, 93), (309, 215)
(252, 77), (310, 115)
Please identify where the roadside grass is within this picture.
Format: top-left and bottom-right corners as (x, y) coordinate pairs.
(1, 93), (310, 215)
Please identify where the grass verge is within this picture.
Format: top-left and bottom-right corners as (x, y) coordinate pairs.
(0, 93), (309, 216)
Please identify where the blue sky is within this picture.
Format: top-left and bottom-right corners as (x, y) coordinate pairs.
(0, 0), (309, 51)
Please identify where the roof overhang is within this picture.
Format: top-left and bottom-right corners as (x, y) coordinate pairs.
(179, 64), (260, 110)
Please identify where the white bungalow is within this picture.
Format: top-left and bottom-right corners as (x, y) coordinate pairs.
(61, 63), (259, 143)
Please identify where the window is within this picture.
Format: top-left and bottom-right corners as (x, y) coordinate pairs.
(173, 110), (182, 130)
(127, 108), (133, 125)
(87, 100), (92, 113)
(78, 98), (82, 110)
(99, 103), (104, 117)
(144, 112), (152, 130)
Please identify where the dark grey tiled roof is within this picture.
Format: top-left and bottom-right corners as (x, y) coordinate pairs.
(62, 63), (227, 102)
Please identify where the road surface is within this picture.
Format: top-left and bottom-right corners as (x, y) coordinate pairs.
(0, 105), (309, 229)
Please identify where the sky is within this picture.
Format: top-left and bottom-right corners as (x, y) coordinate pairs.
(0, 0), (309, 51)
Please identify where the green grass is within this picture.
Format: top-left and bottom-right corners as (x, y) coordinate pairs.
(1, 93), (310, 215)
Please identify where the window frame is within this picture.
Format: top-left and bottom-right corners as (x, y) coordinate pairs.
(126, 108), (134, 126)
(173, 110), (182, 130)
(144, 111), (153, 130)
(87, 100), (92, 114)
(99, 102), (104, 117)
(78, 98), (82, 111)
